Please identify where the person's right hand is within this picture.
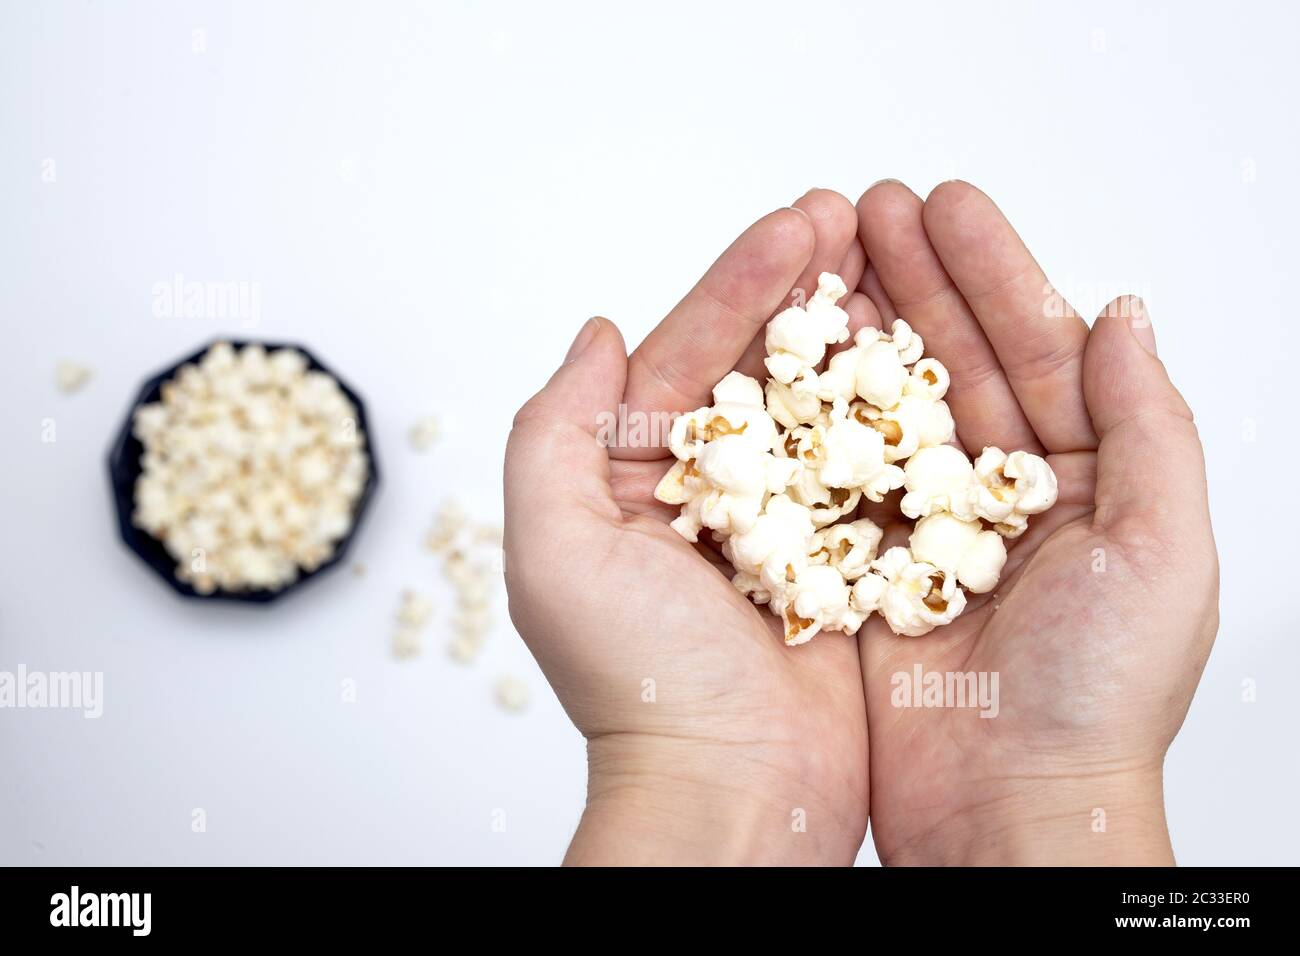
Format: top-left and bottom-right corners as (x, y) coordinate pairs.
(852, 180), (1220, 865)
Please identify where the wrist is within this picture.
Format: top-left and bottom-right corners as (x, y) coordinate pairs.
(566, 734), (865, 866)
(886, 766), (1173, 866)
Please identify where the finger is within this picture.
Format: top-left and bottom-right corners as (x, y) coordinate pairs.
(620, 206), (815, 455)
(506, 317), (628, 531)
(856, 181), (1041, 455)
(1083, 298), (1211, 550)
(923, 181), (1096, 453)
(733, 189), (859, 380)
(858, 263), (899, 328)
(837, 236), (867, 293)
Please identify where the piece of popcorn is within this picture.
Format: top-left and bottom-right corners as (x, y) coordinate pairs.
(660, 433), (798, 541)
(722, 493), (815, 597)
(871, 546), (967, 637)
(765, 378), (823, 429)
(495, 676), (531, 712)
(55, 360), (93, 394)
(900, 444), (978, 520)
(908, 512), (1007, 594)
(396, 590), (433, 628)
(851, 395), (955, 464)
(770, 564), (862, 645)
(426, 502), (467, 554)
(392, 626), (423, 659)
(448, 633), (485, 663)
(854, 334), (911, 410)
(409, 415), (441, 451)
(785, 468), (862, 528)
(731, 570), (773, 605)
(763, 273), (850, 384)
(904, 358), (950, 401)
(668, 371), (779, 461)
(789, 344), (860, 405)
(849, 571), (888, 615)
(808, 517), (883, 581)
(970, 447), (1059, 538)
(817, 398), (905, 499)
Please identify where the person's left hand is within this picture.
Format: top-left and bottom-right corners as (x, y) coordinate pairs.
(505, 190), (877, 865)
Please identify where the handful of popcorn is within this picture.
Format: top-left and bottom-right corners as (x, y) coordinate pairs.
(654, 274), (1058, 642)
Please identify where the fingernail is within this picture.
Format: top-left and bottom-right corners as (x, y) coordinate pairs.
(1124, 298), (1157, 356)
(564, 317), (600, 364)
(869, 178), (904, 189)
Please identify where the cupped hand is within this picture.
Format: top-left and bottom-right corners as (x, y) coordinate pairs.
(853, 180), (1219, 865)
(504, 190), (876, 864)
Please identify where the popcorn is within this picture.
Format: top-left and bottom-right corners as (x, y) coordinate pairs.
(818, 399), (904, 500)
(852, 395), (955, 464)
(130, 342), (369, 594)
(55, 360), (92, 394)
(971, 447), (1059, 538)
(905, 358), (950, 401)
(908, 513), (1007, 594)
(669, 371), (779, 460)
(655, 273), (1058, 640)
(393, 590), (433, 659)
(764, 273), (851, 384)
(770, 564), (863, 645)
(765, 379), (823, 429)
(872, 546), (967, 637)
(427, 500), (505, 663)
(786, 469), (862, 529)
(495, 676), (531, 712)
(900, 445), (977, 520)
(409, 415), (441, 451)
(808, 517), (883, 582)
(660, 373), (798, 541)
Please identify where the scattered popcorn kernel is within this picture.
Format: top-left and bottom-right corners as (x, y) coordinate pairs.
(448, 633), (485, 663)
(495, 676), (531, 712)
(55, 361), (93, 394)
(426, 500), (469, 552)
(392, 626), (423, 659)
(396, 590), (433, 628)
(409, 415), (441, 451)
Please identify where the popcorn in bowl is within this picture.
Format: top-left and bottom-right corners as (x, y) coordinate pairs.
(655, 273), (1059, 641)
(111, 341), (375, 599)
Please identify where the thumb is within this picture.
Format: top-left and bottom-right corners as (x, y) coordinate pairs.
(505, 317), (628, 531)
(1083, 297), (1210, 544)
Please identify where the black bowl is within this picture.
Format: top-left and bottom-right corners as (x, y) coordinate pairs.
(107, 339), (380, 603)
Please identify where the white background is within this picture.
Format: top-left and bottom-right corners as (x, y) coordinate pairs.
(2, 0), (1297, 866)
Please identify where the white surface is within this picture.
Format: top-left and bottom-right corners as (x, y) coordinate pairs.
(2, 0), (1297, 866)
